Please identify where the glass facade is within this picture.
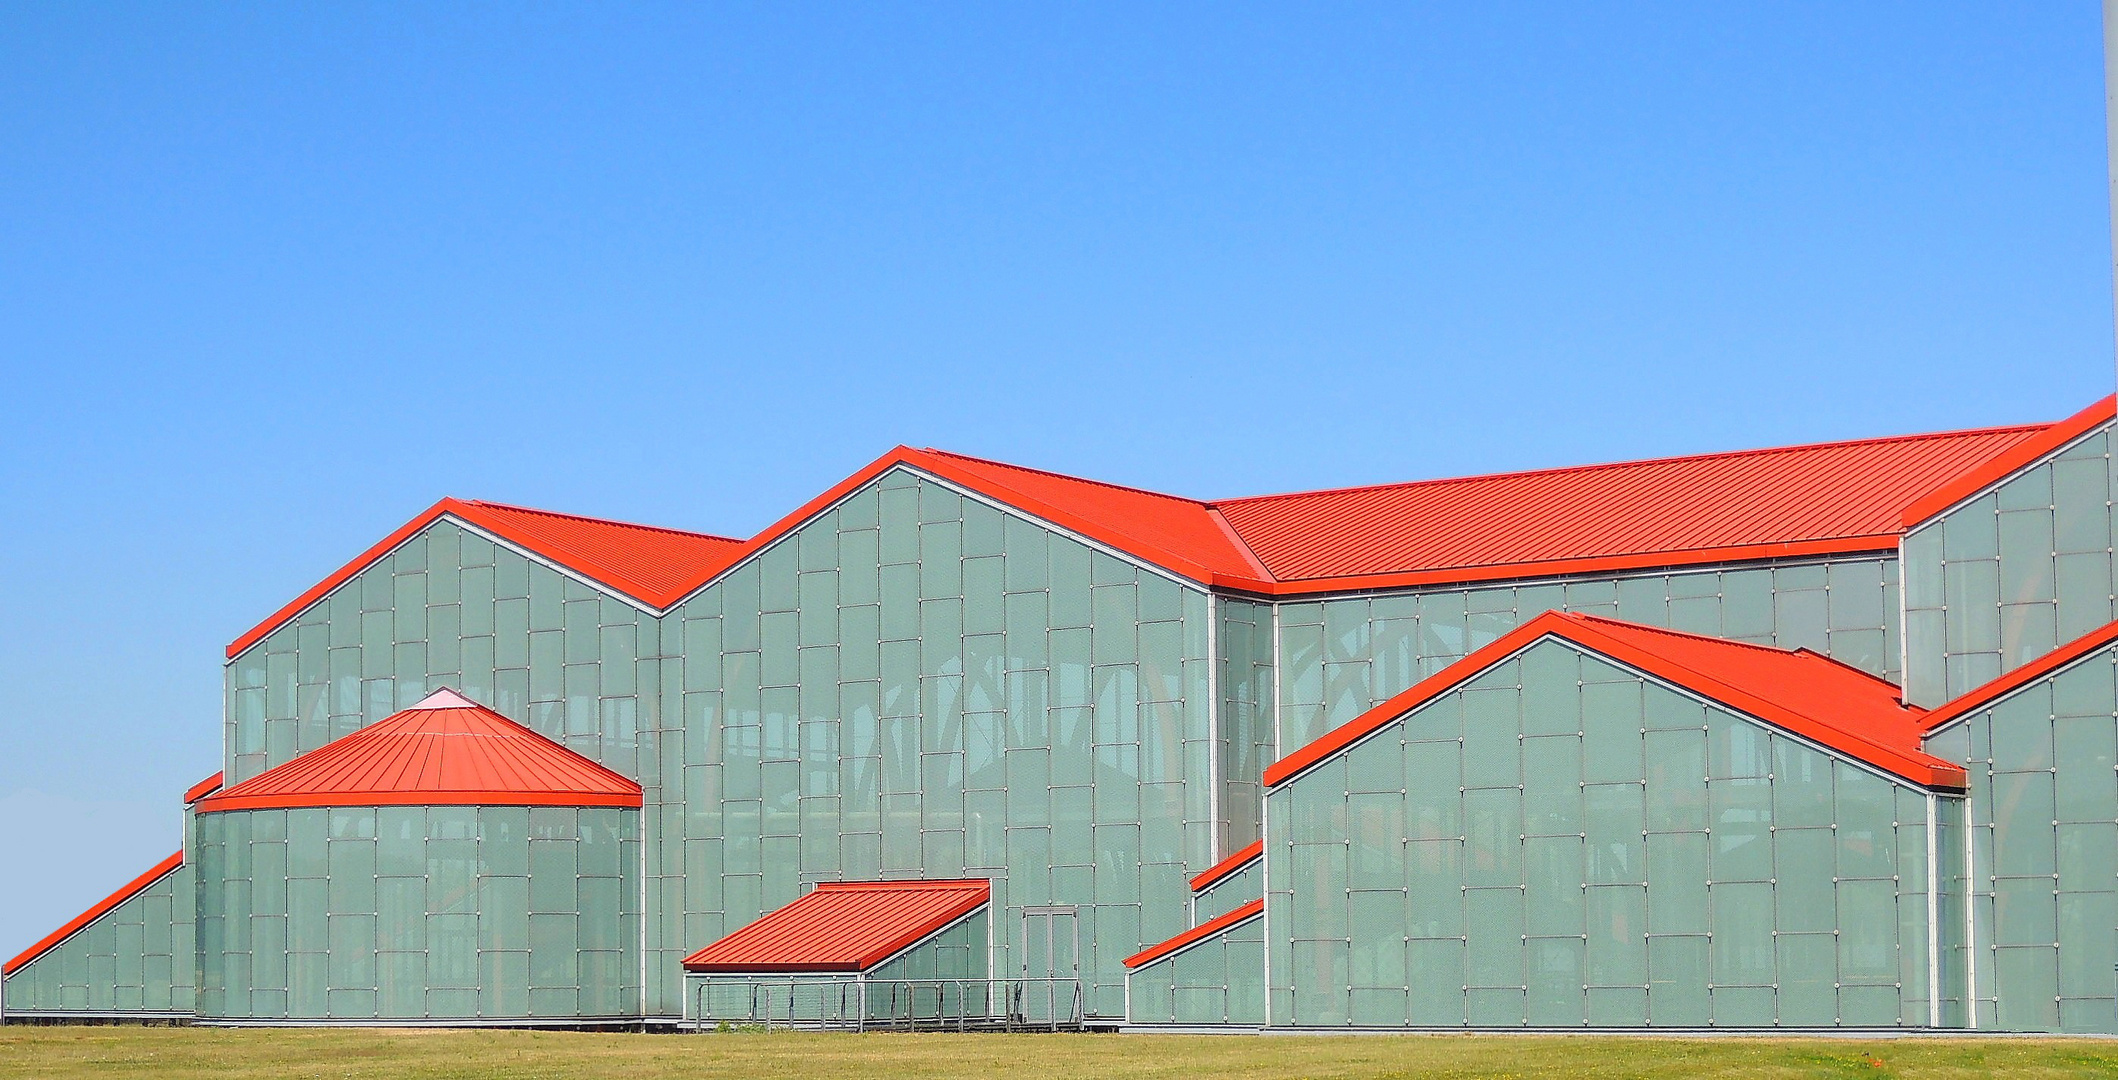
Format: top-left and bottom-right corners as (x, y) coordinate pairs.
(192, 805), (639, 1022)
(1924, 642), (2118, 1032)
(1193, 860), (1262, 924)
(1217, 598), (1276, 852)
(658, 468), (1218, 1019)
(1275, 558), (1899, 753)
(1903, 422), (2117, 707)
(1124, 911), (1266, 1026)
(0, 864), (194, 1016)
(226, 522), (658, 784)
(1264, 640), (1944, 1028)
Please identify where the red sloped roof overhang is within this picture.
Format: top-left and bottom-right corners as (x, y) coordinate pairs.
(183, 771), (224, 805)
(1124, 899), (1265, 970)
(681, 879), (990, 974)
(194, 689), (642, 814)
(1263, 611), (1963, 791)
(5, 851), (183, 977)
(226, 499), (742, 659)
(1189, 840), (1263, 893)
(1900, 396), (2115, 528)
(1921, 620), (2118, 735)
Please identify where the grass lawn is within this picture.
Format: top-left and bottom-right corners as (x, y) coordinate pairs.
(4, 1027), (2118, 1079)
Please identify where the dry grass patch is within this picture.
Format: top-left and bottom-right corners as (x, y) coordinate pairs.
(4, 1026), (2118, 1079)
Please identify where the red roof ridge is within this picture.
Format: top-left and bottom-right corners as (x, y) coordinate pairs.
(1190, 839), (1264, 893)
(460, 499), (743, 544)
(5, 851), (184, 977)
(1563, 613), (1914, 694)
(1212, 422), (2052, 509)
(1124, 898), (1265, 969)
(919, 448), (1215, 509)
(1921, 619), (2118, 734)
(1263, 610), (1958, 791)
(183, 771), (225, 805)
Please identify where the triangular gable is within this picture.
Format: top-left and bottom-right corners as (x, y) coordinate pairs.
(226, 498), (743, 659)
(195, 688), (643, 813)
(4, 851), (183, 977)
(1263, 611), (1963, 790)
(682, 879), (990, 974)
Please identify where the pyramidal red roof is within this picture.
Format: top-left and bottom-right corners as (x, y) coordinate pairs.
(682, 879), (990, 973)
(194, 689), (643, 813)
(1265, 611), (1961, 790)
(227, 498), (742, 658)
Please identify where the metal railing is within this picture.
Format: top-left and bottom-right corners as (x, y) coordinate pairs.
(686, 976), (1084, 1032)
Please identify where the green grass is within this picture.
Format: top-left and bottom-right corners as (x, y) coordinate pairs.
(4, 1027), (2118, 1079)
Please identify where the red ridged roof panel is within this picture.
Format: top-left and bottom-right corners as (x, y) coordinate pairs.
(195, 689), (643, 813)
(1265, 611), (1960, 790)
(682, 879), (990, 973)
(1216, 424), (2047, 585)
(452, 501), (744, 608)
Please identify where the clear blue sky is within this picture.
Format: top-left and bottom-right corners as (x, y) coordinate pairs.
(1, 2), (2112, 953)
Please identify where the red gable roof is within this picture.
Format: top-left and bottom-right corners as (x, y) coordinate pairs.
(1214, 423), (2047, 592)
(1124, 899), (1264, 970)
(227, 498), (742, 658)
(194, 689), (642, 813)
(5, 851), (183, 977)
(227, 402), (2086, 661)
(682, 879), (990, 973)
(1264, 611), (1962, 790)
(1921, 619), (2118, 735)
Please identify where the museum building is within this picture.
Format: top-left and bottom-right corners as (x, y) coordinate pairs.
(8, 394), (2118, 1032)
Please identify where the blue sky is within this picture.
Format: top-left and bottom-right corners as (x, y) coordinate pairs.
(0, 2), (2111, 952)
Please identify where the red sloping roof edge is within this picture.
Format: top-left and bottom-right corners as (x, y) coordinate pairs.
(4, 851), (184, 977)
(1124, 899), (1265, 970)
(226, 499), (743, 660)
(1190, 840), (1264, 893)
(183, 772), (224, 805)
(1921, 620), (2118, 735)
(681, 879), (991, 973)
(1262, 611), (1963, 791)
(1900, 396), (2115, 528)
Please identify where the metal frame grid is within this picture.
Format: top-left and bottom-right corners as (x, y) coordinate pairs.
(193, 804), (639, 1022)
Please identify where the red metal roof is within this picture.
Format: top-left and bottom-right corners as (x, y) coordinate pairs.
(1900, 396), (2115, 528)
(1921, 619), (2118, 735)
(183, 772), (224, 805)
(5, 851), (183, 977)
(227, 403), (2085, 661)
(1264, 610), (1962, 791)
(1123, 899), (1264, 970)
(194, 689), (643, 813)
(1189, 840), (1263, 893)
(681, 879), (990, 973)
(1214, 424), (2048, 592)
(227, 498), (742, 659)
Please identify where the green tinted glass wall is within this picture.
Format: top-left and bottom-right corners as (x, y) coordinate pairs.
(1125, 912), (1266, 1026)
(1274, 559), (1899, 753)
(225, 522), (660, 785)
(1264, 639), (1944, 1028)
(1, 864), (195, 1016)
(1194, 860), (1262, 924)
(1903, 425), (2117, 707)
(193, 805), (639, 1021)
(1925, 643), (2118, 1032)
(1218, 598), (1276, 852)
(659, 468), (1218, 1020)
